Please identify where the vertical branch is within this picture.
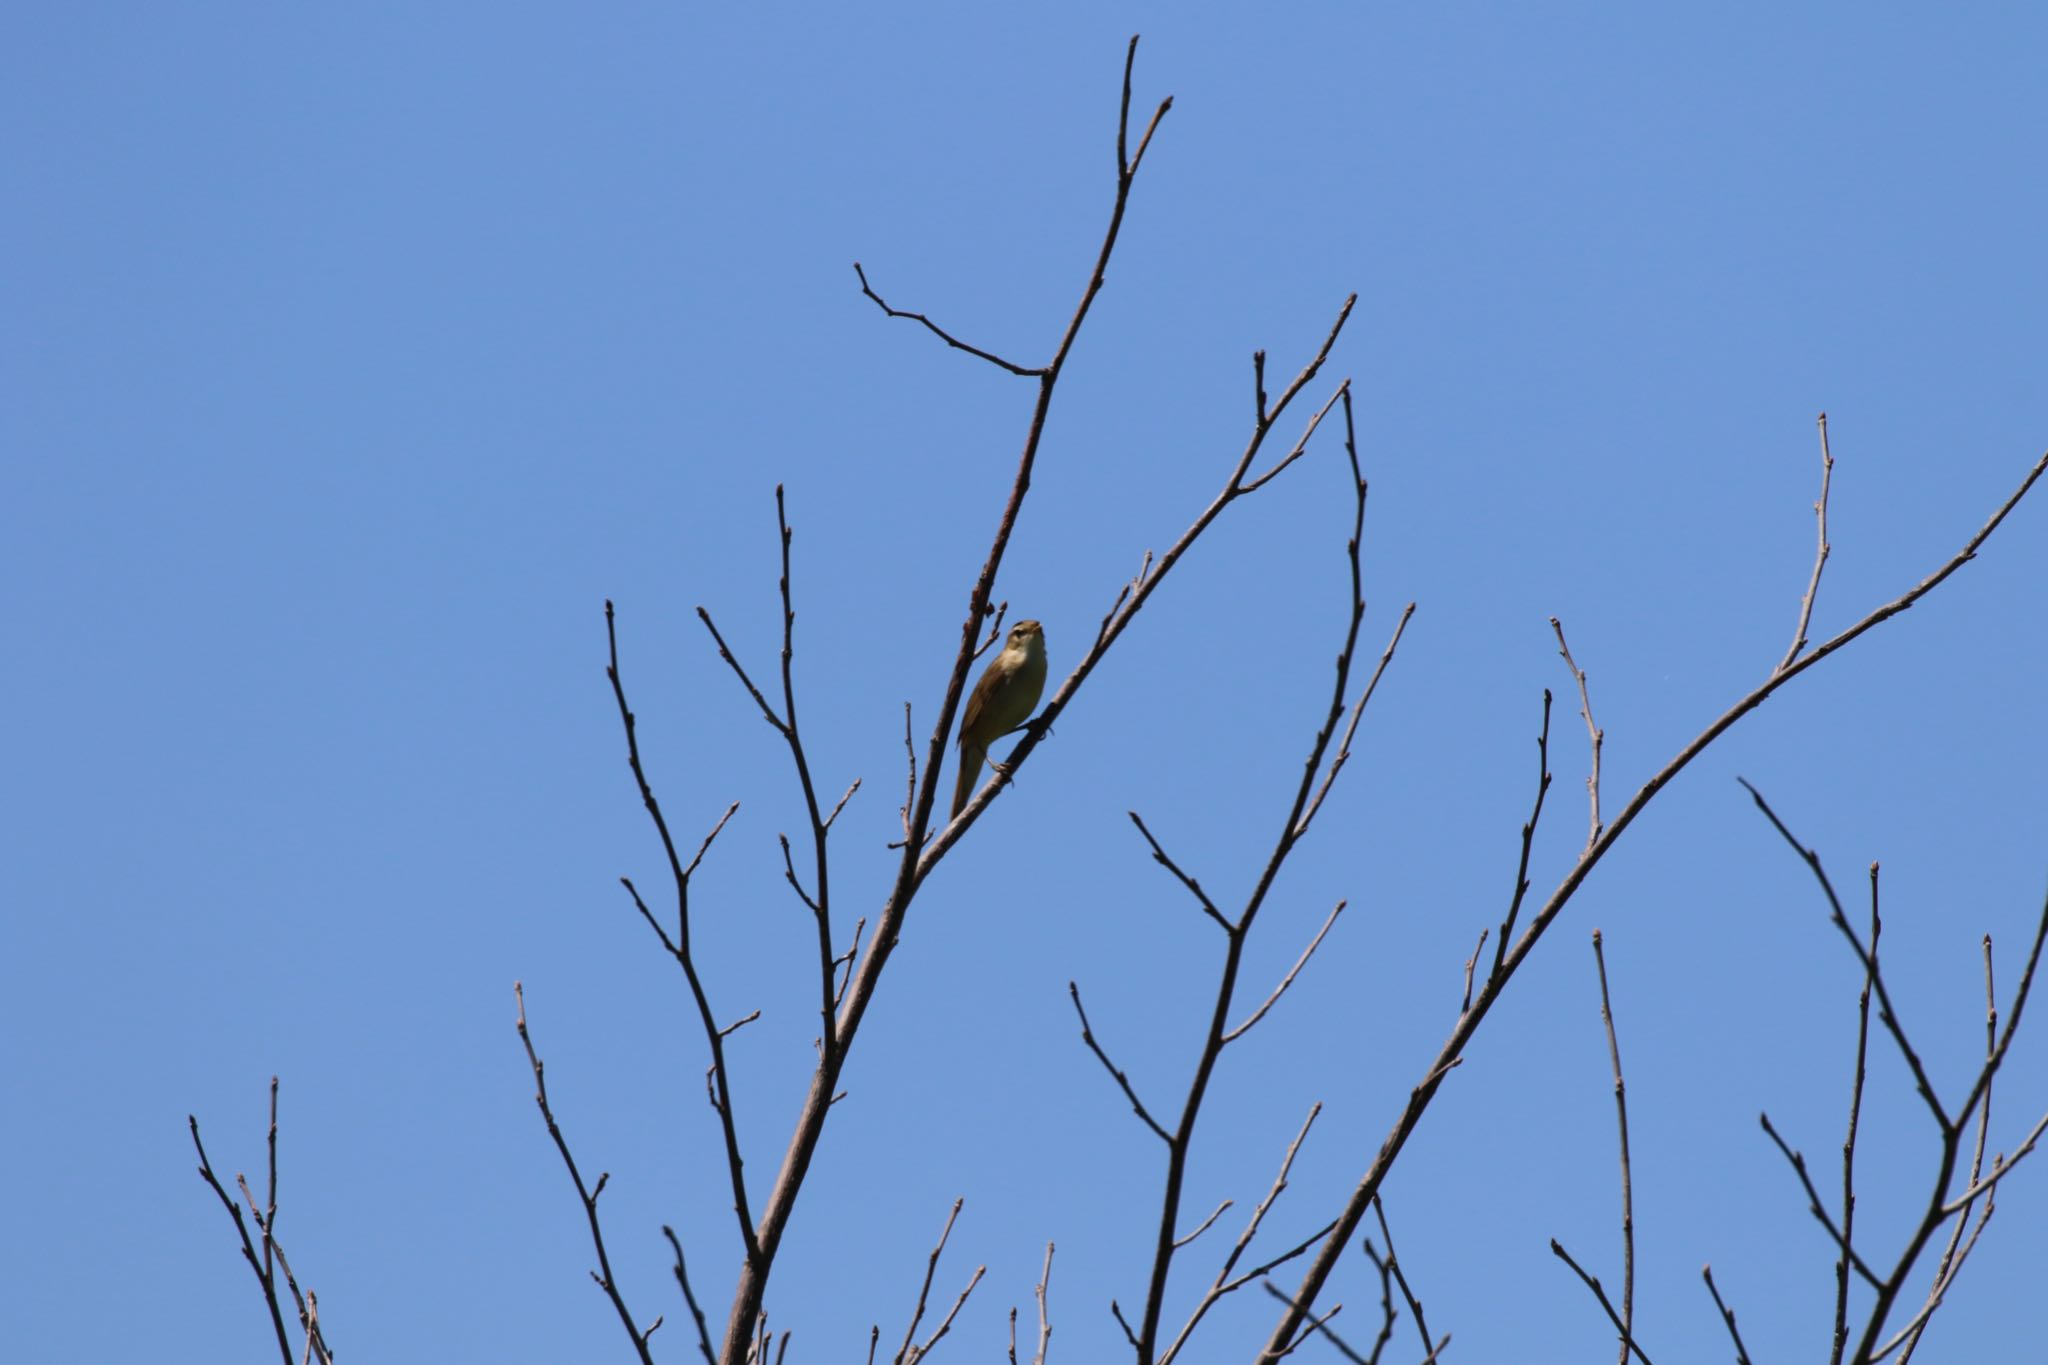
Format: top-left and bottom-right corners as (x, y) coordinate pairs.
(771, 485), (847, 1062)
(1135, 386), (1396, 1365)
(1549, 618), (1603, 850)
(1590, 931), (1636, 1365)
(716, 42), (1187, 1365)
(1829, 865), (1878, 1365)
(1778, 411), (1835, 675)
(1491, 691), (1554, 983)
(190, 1098), (297, 1365)
(1894, 931), (1996, 1365)
(608, 601), (759, 1260)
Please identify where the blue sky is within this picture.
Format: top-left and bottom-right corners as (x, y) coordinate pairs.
(5, 5), (2045, 1362)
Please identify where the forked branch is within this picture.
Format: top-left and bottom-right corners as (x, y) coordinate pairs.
(1262, 448), (2048, 1358)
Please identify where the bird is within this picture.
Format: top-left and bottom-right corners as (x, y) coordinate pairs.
(952, 619), (1047, 819)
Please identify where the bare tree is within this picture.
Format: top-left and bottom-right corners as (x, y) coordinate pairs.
(191, 36), (2048, 1365)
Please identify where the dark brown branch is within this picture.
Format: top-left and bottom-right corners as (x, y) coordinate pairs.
(663, 1225), (720, 1365)
(189, 1097), (298, 1365)
(1549, 617), (1603, 850)
(1855, 886), (2048, 1365)
(1758, 1111), (1884, 1288)
(234, 1175), (330, 1365)
(1701, 1265), (1755, 1365)
(1261, 447), (2048, 1359)
(1070, 981), (1170, 1143)
(1590, 931), (1636, 1365)
(607, 603), (757, 1257)
(1742, 788), (2048, 1365)
(264, 1077), (278, 1292)
(1129, 812), (1231, 932)
(1550, 1240), (1654, 1365)
(1369, 1197), (1435, 1365)
(1778, 411), (1836, 675)
(1739, 779), (1948, 1130)
(721, 47), (1184, 1358)
(1891, 925), (1992, 1365)
(515, 983), (658, 1365)
(1831, 865), (1879, 1365)
(1491, 691), (1553, 983)
(1253, 1285), (1368, 1358)
(833, 917), (867, 1008)
(1137, 386), (1380, 1365)
(1356, 1238), (1399, 1365)
(1112, 1300), (1142, 1355)
(974, 602), (1012, 661)
(853, 262), (1044, 377)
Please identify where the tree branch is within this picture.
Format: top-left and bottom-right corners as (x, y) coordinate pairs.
(516, 984), (659, 1365)
(1777, 411), (1835, 675)
(1261, 447), (2048, 1358)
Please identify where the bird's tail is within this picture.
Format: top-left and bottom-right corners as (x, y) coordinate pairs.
(951, 740), (985, 819)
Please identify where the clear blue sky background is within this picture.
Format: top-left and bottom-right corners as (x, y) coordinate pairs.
(5, 6), (2045, 1363)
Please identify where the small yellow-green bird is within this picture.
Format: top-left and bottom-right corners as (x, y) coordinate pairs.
(951, 619), (1047, 818)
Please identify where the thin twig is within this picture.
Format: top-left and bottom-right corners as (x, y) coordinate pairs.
(1550, 1240), (1654, 1365)
(833, 917), (868, 1008)
(1033, 1243), (1055, 1365)
(1895, 930), (1997, 1365)
(1701, 1265), (1755, 1365)
(1260, 1283), (1363, 1364)
(1112, 1300), (1142, 1354)
(1174, 1200), (1234, 1251)
(1587, 931), (1636, 1365)
(1758, 1111), (1884, 1287)
(189, 1090), (315, 1365)
(895, 1199), (965, 1365)
(974, 602), (1012, 661)
(1298, 602), (1415, 836)
(909, 1265), (984, 1364)
(1159, 1105), (1324, 1365)
(663, 1226), (720, 1365)
(892, 703), (919, 848)
(1129, 812), (1232, 932)
(1830, 865), (1878, 1365)
(607, 601), (757, 1258)
(1370, 1197), (1435, 1364)
(1356, 1238), (1399, 1365)
(853, 262), (1044, 377)
(1778, 411), (1835, 674)
(515, 983), (658, 1365)
(1069, 982), (1170, 1143)
(1492, 691), (1553, 983)
(1223, 901), (1346, 1043)
(1549, 618), (1603, 850)
(1460, 928), (1488, 1016)
(1739, 778), (1948, 1130)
